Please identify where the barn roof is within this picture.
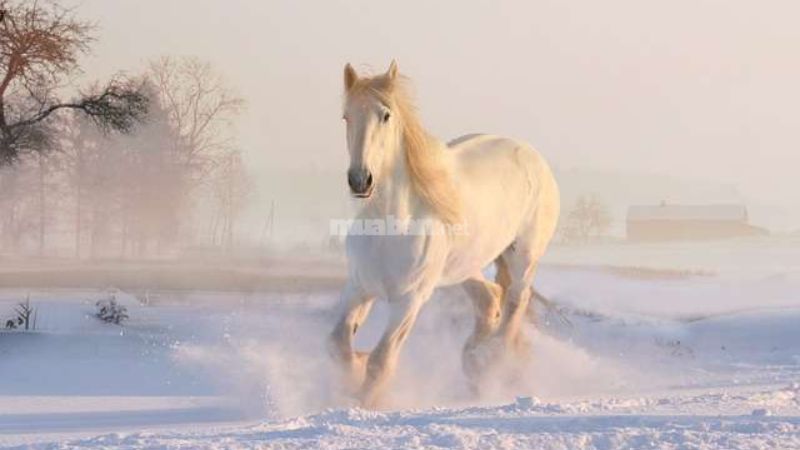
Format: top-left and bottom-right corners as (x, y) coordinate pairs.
(627, 204), (748, 222)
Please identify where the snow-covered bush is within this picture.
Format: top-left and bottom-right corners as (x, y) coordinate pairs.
(95, 296), (129, 324)
(4, 297), (36, 330)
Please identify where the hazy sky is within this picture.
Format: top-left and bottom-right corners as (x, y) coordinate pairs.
(70, 0), (799, 212)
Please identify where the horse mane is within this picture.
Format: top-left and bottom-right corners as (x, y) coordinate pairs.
(349, 74), (462, 224)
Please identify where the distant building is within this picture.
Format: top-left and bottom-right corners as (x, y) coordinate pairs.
(626, 203), (767, 241)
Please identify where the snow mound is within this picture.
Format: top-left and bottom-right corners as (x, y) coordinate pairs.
(21, 398), (800, 450)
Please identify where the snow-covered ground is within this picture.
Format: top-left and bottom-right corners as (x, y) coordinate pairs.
(2, 239), (799, 449)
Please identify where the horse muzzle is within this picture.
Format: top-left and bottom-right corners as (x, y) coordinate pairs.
(348, 168), (374, 198)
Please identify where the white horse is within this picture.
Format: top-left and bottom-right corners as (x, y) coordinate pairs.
(329, 61), (560, 408)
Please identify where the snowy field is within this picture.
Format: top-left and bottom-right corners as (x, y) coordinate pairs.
(2, 238), (800, 449)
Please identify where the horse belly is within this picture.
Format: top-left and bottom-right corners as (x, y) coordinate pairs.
(439, 193), (525, 285)
(439, 217), (519, 286)
(439, 140), (536, 285)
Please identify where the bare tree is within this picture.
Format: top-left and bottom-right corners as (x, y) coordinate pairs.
(60, 114), (94, 258)
(210, 149), (251, 251)
(561, 195), (612, 244)
(35, 150), (49, 255)
(60, 88), (184, 259)
(0, 159), (35, 251)
(0, 0), (148, 163)
(147, 56), (244, 184)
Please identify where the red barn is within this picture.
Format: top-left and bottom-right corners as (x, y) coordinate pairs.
(626, 203), (767, 241)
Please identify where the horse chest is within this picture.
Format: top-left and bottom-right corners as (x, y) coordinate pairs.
(346, 233), (448, 297)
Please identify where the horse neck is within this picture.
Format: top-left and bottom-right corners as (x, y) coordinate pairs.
(368, 133), (454, 224)
(361, 133), (429, 221)
(363, 140), (413, 220)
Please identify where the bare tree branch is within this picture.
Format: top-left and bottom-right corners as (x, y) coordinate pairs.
(0, 1), (149, 163)
(146, 56), (244, 187)
(11, 78), (149, 132)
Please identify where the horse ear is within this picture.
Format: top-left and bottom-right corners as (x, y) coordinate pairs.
(387, 60), (398, 81)
(344, 63), (357, 91)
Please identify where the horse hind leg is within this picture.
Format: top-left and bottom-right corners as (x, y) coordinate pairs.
(461, 274), (503, 391)
(497, 245), (539, 356)
(495, 255), (512, 292)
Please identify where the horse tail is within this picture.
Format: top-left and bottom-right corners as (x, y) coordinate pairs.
(531, 288), (551, 306)
(529, 287), (573, 329)
(496, 255), (570, 327)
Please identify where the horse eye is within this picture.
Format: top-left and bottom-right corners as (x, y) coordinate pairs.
(382, 111), (391, 123)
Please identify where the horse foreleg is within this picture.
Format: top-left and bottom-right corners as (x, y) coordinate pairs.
(328, 282), (375, 394)
(461, 276), (503, 392)
(358, 294), (424, 408)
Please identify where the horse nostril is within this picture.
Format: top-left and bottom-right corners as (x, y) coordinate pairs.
(348, 169), (372, 194)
